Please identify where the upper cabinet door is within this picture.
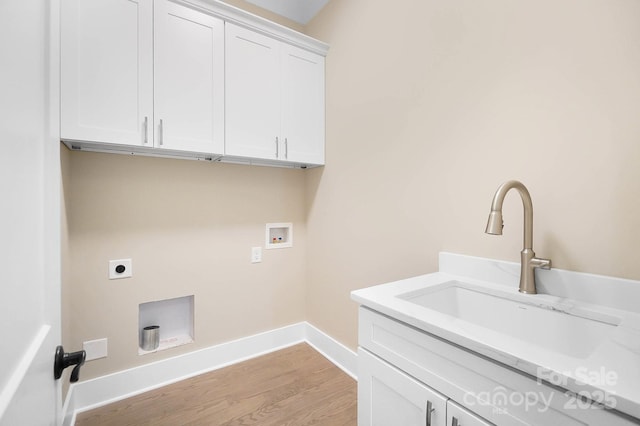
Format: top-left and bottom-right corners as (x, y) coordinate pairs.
(154, 1), (224, 155)
(281, 45), (325, 165)
(225, 23), (281, 160)
(61, 0), (153, 146)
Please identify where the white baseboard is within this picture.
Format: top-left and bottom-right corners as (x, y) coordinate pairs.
(305, 323), (358, 380)
(62, 322), (357, 426)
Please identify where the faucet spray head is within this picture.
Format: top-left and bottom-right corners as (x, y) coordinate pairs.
(485, 211), (503, 235)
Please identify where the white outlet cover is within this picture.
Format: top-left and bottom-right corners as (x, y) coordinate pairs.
(109, 259), (132, 279)
(83, 338), (108, 361)
(251, 247), (262, 263)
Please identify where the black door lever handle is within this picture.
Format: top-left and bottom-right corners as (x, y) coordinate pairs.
(54, 345), (86, 383)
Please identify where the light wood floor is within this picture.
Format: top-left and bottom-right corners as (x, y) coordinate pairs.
(75, 343), (357, 426)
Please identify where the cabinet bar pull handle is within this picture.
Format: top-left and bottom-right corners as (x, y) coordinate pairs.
(275, 137), (279, 158)
(452, 417), (459, 426)
(143, 116), (148, 144)
(285, 138), (288, 159)
(159, 119), (164, 146)
(426, 400), (434, 426)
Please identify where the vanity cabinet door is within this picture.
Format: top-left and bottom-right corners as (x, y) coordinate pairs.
(447, 401), (494, 426)
(358, 348), (447, 426)
(154, 0), (224, 154)
(61, 0), (153, 146)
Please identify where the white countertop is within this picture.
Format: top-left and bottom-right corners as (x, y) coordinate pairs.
(351, 252), (640, 420)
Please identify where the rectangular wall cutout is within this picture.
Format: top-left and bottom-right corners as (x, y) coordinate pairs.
(138, 295), (194, 355)
(266, 222), (293, 249)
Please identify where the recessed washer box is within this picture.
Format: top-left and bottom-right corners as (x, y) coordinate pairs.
(266, 223), (293, 249)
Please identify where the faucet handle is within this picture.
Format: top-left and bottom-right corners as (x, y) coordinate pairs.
(531, 257), (551, 270)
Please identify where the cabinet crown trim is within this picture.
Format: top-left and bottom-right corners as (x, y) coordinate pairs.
(175, 0), (329, 56)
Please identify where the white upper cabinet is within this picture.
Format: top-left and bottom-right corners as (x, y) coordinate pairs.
(154, 1), (224, 154)
(225, 23), (281, 160)
(281, 44), (325, 165)
(61, 0), (224, 156)
(61, 1), (327, 165)
(225, 23), (326, 166)
(61, 0), (153, 147)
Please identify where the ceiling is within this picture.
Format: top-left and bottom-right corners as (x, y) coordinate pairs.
(242, 0), (330, 25)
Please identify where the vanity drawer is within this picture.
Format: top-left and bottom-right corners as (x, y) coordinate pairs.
(358, 307), (636, 426)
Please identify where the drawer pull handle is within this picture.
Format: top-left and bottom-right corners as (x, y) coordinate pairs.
(426, 400), (434, 426)
(452, 417), (459, 426)
(143, 116), (148, 144)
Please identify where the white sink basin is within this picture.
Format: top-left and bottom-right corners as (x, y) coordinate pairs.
(398, 281), (621, 358)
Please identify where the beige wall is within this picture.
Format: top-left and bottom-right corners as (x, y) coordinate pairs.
(63, 151), (307, 379)
(305, 0), (640, 349)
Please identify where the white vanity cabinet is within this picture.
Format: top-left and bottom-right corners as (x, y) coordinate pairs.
(447, 401), (494, 426)
(359, 348), (491, 426)
(225, 23), (325, 166)
(359, 348), (448, 426)
(357, 307), (637, 426)
(61, 0), (224, 157)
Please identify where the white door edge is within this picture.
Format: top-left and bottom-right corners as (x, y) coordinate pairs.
(0, 325), (51, 418)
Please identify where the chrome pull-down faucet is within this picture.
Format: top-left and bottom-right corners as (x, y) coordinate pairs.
(485, 180), (551, 294)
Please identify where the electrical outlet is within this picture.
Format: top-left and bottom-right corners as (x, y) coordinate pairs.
(83, 338), (108, 361)
(109, 259), (132, 279)
(251, 247), (262, 263)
